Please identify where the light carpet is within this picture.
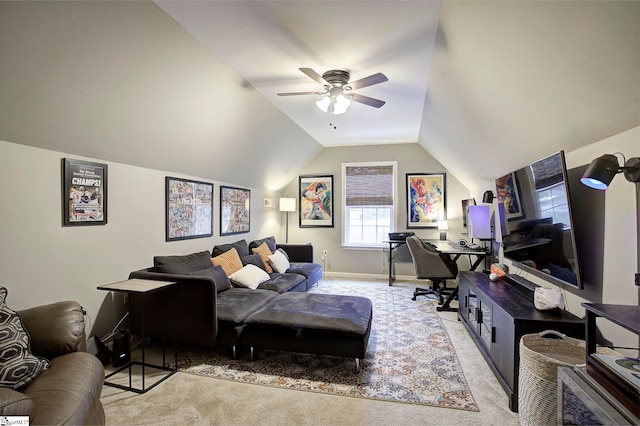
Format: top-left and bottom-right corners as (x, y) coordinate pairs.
(177, 281), (478, 411)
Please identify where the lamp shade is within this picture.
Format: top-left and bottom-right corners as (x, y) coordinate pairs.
(315, 96), (331, 112)
(482, 190), (495, 203)
(437, 220), (449, 231)
(581, 154), (619, 190)
(279, 197), (296, 212)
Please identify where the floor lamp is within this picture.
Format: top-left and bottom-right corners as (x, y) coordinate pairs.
(279, 197), (296, 243)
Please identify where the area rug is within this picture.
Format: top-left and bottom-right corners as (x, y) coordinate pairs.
(177, 281), (479, 411)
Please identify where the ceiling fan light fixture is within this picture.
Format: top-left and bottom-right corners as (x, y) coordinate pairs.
(332, 94), (351, 115)
(315, 95), (331, 112)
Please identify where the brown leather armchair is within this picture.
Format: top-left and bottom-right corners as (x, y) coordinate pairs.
(0, 301), (105, 425)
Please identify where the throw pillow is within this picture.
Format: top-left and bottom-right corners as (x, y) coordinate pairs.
(251, 242), (274, 273)
(210, 248), (243, 277)
(268, 249), (291, 274)
(248, 236), (277, 253)
(276, 247), (290, 261)
(228, 265), (270, 289)
(153, 250), (213, 274)
(186, 266), (231, 293)
(0, 287), (49, 390)
(212, 239), (249, 258)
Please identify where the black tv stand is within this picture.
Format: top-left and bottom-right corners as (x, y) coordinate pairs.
(457, 271), (584, 412)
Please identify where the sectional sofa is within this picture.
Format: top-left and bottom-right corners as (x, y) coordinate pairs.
(128, 237), (323, 356)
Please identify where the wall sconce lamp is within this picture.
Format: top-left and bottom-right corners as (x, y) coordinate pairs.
(581, 152), (640, 287)
(438, 220), (449, 241)
(279, 197), (296, 243)
(482, 190), (495, 204)
(580, 153), (640, 190)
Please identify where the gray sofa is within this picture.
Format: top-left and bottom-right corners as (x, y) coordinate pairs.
(128, 237), (322, 356)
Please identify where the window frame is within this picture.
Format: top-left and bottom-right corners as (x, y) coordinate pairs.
(341, 161), (397, 249)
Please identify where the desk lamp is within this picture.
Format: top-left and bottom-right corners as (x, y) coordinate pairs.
(581, 153), (639, 287)
(438, 220), (448, 241)
(279, 197), (296, 243)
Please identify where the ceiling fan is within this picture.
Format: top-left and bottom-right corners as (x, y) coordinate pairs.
(277, 68), (388, 115)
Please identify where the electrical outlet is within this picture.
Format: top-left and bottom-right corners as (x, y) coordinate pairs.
(322, 249), (328, 260)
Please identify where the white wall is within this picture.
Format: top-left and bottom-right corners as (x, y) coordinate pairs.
(281, 143), (474, 277)
(0, 140), (280, 337)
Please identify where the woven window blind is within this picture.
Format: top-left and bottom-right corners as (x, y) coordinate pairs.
(531, 155), (563, 190)
(345, 164), (394, 206)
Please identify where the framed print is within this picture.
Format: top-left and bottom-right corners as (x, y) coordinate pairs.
(299, 175), (333, 227)
(407, 172), (446, 228)
(62, 158), (107, 226)
(495, 172), (524, 220)
(220, 186), (250, 235)
(166, 177), (213, 241)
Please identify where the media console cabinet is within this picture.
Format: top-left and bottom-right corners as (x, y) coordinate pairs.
(457, 271), (584, 412)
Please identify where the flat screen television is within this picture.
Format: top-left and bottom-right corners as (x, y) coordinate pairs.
(496, 151), (585, 289)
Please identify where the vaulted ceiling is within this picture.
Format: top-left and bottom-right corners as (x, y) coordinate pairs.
(0, 1), (638, 192)
(157, 0), (639, 188)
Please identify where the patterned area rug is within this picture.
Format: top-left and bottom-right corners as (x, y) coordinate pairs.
(177, 281), (478, 411)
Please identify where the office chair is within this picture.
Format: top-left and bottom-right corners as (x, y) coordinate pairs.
(406, 236), (459, 303)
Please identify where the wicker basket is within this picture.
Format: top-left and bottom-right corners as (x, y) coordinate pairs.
(518, 330), (618, 426)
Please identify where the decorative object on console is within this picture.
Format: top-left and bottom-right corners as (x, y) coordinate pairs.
(581, 152), (640, 288)
(490, 263), (509, 277)
(62, 158), (107, 226)
(220, 185), (250, 236)
(406, 172), (446, 228)
(165, 177), (213, 241)
(533, 287), (565, 310)
(279, 197), (296, 243)
(299, 175), (333, 228)
(438, 220), (448, 241)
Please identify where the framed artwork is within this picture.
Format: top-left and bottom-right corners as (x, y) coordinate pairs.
(220, 186), (250, 235)
(165, 177), (213, 241)
(495, 172), (524, 220)
(406, 172), (446, 228)
(299, 175), (333, 228)
(62, 158), (107, 226)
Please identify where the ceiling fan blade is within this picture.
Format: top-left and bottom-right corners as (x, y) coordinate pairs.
(350, 93), (386, 108)
(299, 68), (328, 86)
(277, 91), (325, 96)
(349, 73), (388, 90)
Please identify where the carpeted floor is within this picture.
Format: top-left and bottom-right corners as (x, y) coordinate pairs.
(177, 280), (478, 410)
(101, 278), (519, 425)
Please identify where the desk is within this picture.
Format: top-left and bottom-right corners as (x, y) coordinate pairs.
(383, 239), (490, 311)
(97, 278), (177, 394)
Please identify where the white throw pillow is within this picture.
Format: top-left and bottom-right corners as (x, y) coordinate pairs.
(268, 249), (290, 273)
(228, 264), (270, 289)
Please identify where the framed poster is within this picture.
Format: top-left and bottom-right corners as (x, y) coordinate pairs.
(62, 158), (107, 226)
(406, 172), (446, 228)
(220, 186), (250, 235)
(165, 177), (213, 241)
(299, 175), (333, 228)
(495, 172), (524, 220)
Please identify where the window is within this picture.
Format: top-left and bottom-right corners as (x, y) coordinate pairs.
(537, 184), (570, 229)
(342, 162), (396, 247)
(530, 159), (570, 229)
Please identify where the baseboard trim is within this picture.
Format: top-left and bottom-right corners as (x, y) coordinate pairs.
(322, 271), (417, 282)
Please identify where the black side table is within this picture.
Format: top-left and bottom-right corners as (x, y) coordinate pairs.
(97, 278), (177, 393)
